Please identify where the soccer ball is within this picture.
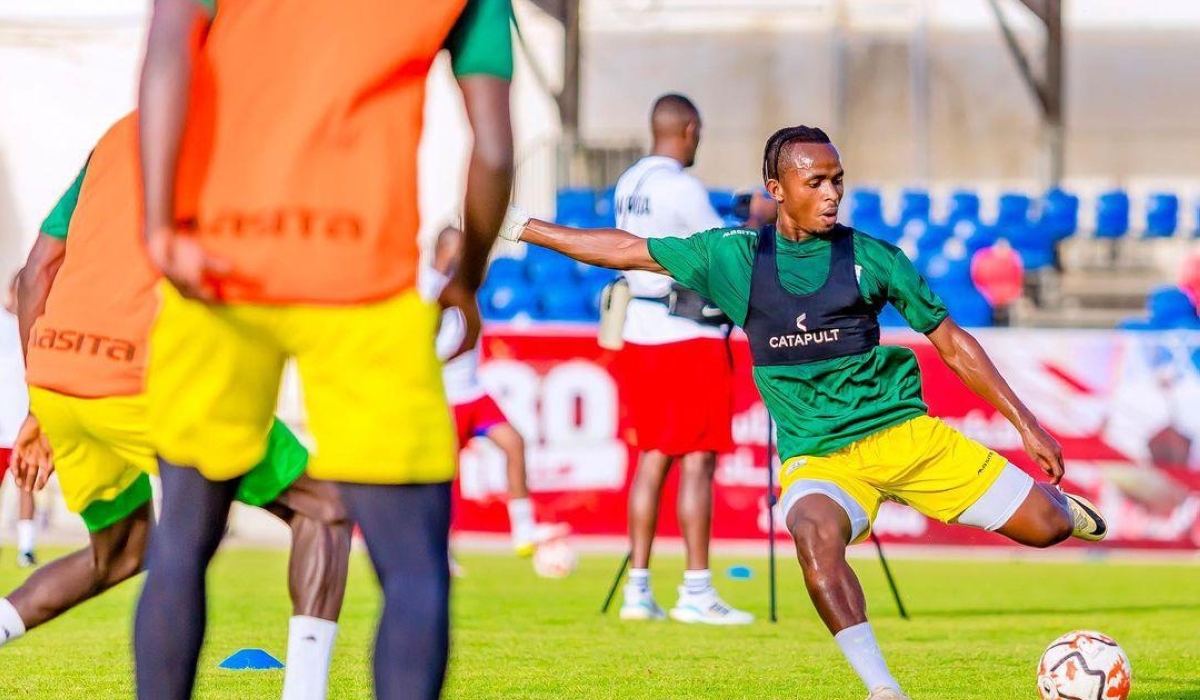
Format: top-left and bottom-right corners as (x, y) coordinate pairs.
(1037, 630), (1132, 700)
(532, 538), (577, 579)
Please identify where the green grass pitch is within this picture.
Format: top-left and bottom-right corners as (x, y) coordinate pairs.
(0, 546), (1196, 699)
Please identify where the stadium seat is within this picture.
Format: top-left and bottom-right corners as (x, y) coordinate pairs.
(556, 188), (598, 223)
(536, 284), (595, 322)
(900, 190), (931, 224)
(1144, 193), (1179, 238)
(1147, 286), (1198, 327)
(482, 281), (536, 321)
(946, 191), (981, 225)
(1094, 190), (1130, 239)
(944, 288), (994, 327)
(848, 189), (884, 229)
(878, 303), (908, 328)
(1005, 222), (1057, 271)
(709, 190), (735, 218)
(526, 247), (576, 284)
(1039, 189), (1079, 240)
(996, 193), (1031, 228)
(486, 256), (526, 283)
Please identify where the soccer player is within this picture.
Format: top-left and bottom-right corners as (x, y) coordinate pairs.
(430, 227), (568, 556)
(0, 114), (352, 700)
(0, 273), (38, 568)
(496, 126), (1108, 700)
(610, 94), (750, 625)
(134, 0), (514, 698)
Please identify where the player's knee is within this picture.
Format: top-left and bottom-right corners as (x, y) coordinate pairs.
(1036, 510), (1073, 548)
(789, 515), (844, 566)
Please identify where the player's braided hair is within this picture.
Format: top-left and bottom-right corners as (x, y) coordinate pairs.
(761, 126), (832, 183)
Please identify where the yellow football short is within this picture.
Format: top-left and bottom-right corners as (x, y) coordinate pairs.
(147, 283), (455, 485)
(28, 387), (155, 532)
(779, 415), (1007, 543)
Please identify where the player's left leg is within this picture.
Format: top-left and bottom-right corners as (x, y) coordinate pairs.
(16, 490), (37, 567)
(669, 450), (752, 625)
(482, 422), (536, 553)
(261, 474), (352, 700)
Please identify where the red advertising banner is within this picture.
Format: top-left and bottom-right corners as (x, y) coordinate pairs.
(455, 327), (1200, 551)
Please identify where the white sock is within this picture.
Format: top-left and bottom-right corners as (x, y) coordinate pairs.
(0, 598), (26, 647)
(16, 520), (35, 554)
(507, 497), (536, 544)
(834, 622), (900, 693)
(628, 568), (650, 593)
(282, 616), (338, 700)
(683, 569), (713, 597)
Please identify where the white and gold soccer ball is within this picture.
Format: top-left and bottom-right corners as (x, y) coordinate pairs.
(532, 538), (577, 579)
(1037, 630), (1132, 700)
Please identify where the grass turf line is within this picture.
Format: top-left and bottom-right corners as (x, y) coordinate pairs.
(0, 547), (1196, 699)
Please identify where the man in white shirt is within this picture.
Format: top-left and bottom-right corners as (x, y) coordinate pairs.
(612, 94), (750, 625)
(0, 273), (38, 568)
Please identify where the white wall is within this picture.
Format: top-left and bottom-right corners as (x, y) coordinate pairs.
(0, 0), (563, 277)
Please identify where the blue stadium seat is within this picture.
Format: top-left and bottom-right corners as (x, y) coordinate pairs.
(996, 193), (1031, 228)
(1147, 286), (1198, 327)
(945, 288), (994, 327)
(1145, 193), (1179, 238)
(849, 189), (884, 229)
(556, 188), (597, 223)
(486, 256), (526, 283)
(1039, 189), (1079, 240)
(482, 281), (536, 321)
(900, 190), (931, 224)
(947, 191), (981, 225)
(536, 284), (595, 322)
(709, 190), (735, 218)
(878, 304), (908, 328)
(1005, 222), (1057, 271)
(915, 225), (952, 255)
(1094, 190), (1130, 239)
(525, 247), (576, 284)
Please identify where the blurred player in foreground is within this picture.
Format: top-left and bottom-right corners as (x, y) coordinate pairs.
(135, 0), (514, 697)
(1, 273), (38, 567)
(495, 125), (1107, 700)
(430, 227), (568, 557)
(0, 115), (352, 700)
(610, 94), (749, 625)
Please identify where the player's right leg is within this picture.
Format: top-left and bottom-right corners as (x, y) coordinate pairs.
(621, 449), (672, 621)
(1, 387), (156, 646)
(1, 502), (150, 644)
(669, 450), (752, 626)
(784, 488), (906, 700)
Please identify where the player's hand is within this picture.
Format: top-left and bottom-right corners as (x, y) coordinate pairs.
(12, 414), (54, 492)
(1019, 421), (1064, 485)
(146, 226), (233, 302)
(437, 276), (482, 361)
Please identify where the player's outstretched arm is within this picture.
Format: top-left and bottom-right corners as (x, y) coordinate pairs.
(16, 234), (66, 360)
(926, 318), (1064, 483)
(501, 210), (668, 275)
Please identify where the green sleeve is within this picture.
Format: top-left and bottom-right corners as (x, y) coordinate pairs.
(885, 249), (948, 333)
(647, 233), (715, 300)
(40, 161), (90, 240)
(445, 0), (514, 79)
